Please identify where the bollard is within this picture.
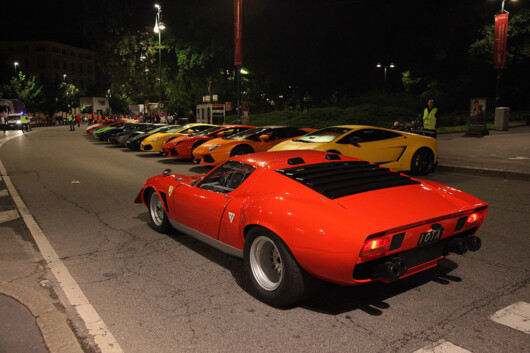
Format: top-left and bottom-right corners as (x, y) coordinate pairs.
(494, 107), (510, 131)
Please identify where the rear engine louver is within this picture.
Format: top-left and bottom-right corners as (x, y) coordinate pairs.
(276, 161), (420, 199)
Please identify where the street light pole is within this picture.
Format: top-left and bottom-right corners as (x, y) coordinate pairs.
(376, 62), (395, 91)
(154, 4), (165, 116)
(14, 62), (19, 75)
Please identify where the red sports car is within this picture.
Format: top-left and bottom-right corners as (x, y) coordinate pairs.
(162, 125), (255, 159)
(135, 150), (488, 306)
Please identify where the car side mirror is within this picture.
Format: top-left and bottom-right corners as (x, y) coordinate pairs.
(349, 136), (362, 147)
(216, 132), (225, 137)
(259, 134), (270, 142)
(187, 129), (194, 135)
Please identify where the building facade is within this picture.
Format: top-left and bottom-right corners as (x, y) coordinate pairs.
(1, 41), (96, 95)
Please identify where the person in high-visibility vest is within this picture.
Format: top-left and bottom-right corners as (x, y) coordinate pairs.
(68, 113), (75, 131)
(20, 115), (29, 133)
(422, 99), (439, 136)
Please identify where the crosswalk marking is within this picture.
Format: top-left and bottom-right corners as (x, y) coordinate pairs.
(414, 340), (472, 353)
(0, 209), (20, 223)
(490, 301), (530, 334)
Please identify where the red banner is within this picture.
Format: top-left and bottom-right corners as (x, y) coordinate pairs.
(493, 13), (509, 69)
(234, 0), (243, 67)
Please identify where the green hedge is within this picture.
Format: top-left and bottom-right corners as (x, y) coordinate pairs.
(246, 104), (416, 129)
(235, 106), (529, 130)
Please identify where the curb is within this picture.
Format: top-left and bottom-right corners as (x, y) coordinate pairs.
(437, 165), (530, 181)
(0, 282), (83, 353)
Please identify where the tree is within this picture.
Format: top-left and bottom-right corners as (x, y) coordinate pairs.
(1, 72), (45, 112)
(55, 82), (80, 113)
(469, 10), (530, 108)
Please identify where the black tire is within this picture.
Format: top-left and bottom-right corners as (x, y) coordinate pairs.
(230, 144), (254, 157)
(243, 227), (315, 307)
(410, 148), (434, 175)
(148, 190), (172, 233)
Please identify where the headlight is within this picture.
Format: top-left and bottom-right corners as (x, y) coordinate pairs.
(151, 137), (161, 142)
(208, 145), (221, 151)
(173, 141), (182, 146)
(16, 120), (21, 124)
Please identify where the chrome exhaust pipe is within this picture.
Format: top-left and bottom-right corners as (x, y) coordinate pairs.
(465, 236), (481, 251)
(372, 258), (407, 282)
(447, 237), (468, 255)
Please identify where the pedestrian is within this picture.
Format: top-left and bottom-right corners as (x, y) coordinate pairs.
(422, 98), (439, 138)
(0, 114), (6, 134)
(68, 113), (75, 131)
(76, 114), (82, 127)
(20, 114), (29, 133)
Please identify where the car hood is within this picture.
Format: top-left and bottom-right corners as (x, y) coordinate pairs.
(196, 138), (239, 151)
(143, 132), (170, 142)
(335, 182), (485, 233)
(269, 139), (323, 151)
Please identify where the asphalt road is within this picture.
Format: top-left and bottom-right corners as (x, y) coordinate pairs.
(0, 126), (528, 353)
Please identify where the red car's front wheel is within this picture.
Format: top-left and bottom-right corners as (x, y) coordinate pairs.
(148, 190), (172, 233)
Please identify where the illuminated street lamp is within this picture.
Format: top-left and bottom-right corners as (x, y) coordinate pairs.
(376, 62), (395, 91)
(154, 3), (166, 115)
(63, 74), (67, 83)
(14, 61), (19, 75)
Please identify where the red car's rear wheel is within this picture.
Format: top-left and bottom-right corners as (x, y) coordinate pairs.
(244, 227), (316, 307)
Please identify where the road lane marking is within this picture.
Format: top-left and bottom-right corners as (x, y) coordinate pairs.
(0, 158), (123, 353)
(0, 209), (19, 223)
(490, 301), (530, 334)
(414, 340), (472, 353)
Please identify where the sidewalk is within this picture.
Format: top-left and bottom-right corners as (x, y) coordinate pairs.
(436, 125), (530, 180)
(0, 125), (529, 353)
(0, 282), (83, 353)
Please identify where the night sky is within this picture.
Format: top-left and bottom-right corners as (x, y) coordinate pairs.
(2, 0), (528, 97)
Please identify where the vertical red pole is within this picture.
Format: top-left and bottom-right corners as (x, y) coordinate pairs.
(234, 0), (243, 67)
(493, 13), (509, 69)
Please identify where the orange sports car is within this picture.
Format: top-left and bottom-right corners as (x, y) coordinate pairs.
(192, 126), (316, 166)
(162, 125), (255, 159)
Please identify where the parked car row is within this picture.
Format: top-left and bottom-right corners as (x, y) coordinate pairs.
(87, 120), (439, 175)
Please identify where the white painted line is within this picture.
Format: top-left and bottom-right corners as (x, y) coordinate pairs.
(0, 209), (19, 223)
(490, 301), (530, 334)
(0, 189), (9, 197)
(414, 340), (472, 353)
(0, 156), (123, 352)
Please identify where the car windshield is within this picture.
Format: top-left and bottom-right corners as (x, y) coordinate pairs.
(167, 125), (189, 133)
(191, 126), (220, 137)
(294, 127), (352, 143)
(224, 127), (270, 141)
(146, 125), (172, 134)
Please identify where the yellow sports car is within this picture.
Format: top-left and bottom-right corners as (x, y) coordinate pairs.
(140, 123), (217, 153)
(268, 125), (438, 175)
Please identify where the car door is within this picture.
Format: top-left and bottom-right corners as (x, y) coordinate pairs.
(171, 184), (230, 239)
(170, 161), (256, 239)
(337, 128), (407, 164)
